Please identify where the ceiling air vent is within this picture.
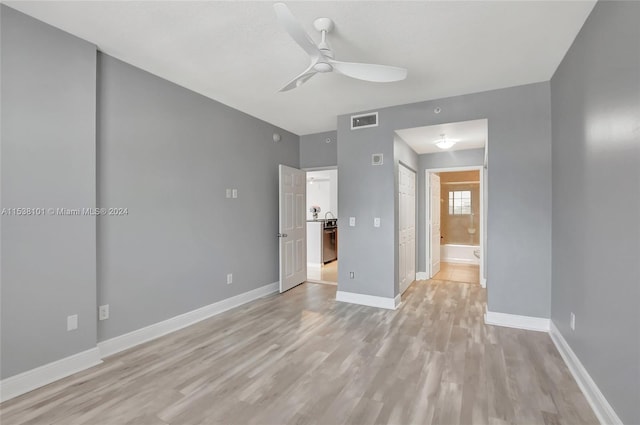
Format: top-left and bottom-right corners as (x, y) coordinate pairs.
(351, 112), (378, 130)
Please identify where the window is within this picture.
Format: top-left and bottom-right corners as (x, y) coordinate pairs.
(449, 190), (471, 215)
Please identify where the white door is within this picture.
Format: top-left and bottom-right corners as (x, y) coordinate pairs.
(398, 164), (416, 294)
(279, 165), (307, 292)
(429, 173), (441, 277)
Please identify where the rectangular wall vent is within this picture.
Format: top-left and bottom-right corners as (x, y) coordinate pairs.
(351, 112), (378, 129)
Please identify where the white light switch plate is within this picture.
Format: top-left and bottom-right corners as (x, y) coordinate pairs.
(374, 217), (381, 227)
(349, 217), (356, 226)
(226, 189), (232, 198)
(67, 314), (78, 331)
(232, 189), (238, 198)
(99, 305), (109, 321)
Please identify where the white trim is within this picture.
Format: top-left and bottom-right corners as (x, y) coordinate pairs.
(550, 322), (622, 425)
(425, 165), (485, 287)
(98, 282), (278, 358)
(336, 290), (399, 310)
(0, 348), (102, 402)
(442, 257), (479, 265)
(481, 278), (487, 288)
(416, 271), (429, 280)
(484, 308), (550, 332)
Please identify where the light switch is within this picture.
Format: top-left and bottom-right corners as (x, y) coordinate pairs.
(349, 217), (356, 227)
(226, 189), (232, 198)
(232, 189), (238, 199)
(374, 217), (381, 227)
(67, 314), (78, 331)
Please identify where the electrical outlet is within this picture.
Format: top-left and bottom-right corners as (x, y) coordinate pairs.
(99, 304), (109, 321)
(349, 272), (355, 279)
(374, 217), (381, 227)
(227, 273), (233, 284)
(349, 217), (356, 227)
(67, 314), (78, 331)
(232, 189), (238, 199)
(570, 312), (576, 331)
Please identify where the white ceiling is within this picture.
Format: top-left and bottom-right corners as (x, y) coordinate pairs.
(5, 1), (596, 135)
(396, 119), (487, 154)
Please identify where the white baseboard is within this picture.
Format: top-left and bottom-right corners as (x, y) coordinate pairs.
(550, 322), (622, 425)
(415, 271), (429, 280)
(98, 282), (278, 358)
(484, 308), (550, 332)
(0, 348), (102, 403)
(336, 290), (399, 310)
(481, 278), (487, 288)
(443, 257), (480, 265)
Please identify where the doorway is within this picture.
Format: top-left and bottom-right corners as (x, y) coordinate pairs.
(305, 168), (338, 284)
(426, 167), (485, 286)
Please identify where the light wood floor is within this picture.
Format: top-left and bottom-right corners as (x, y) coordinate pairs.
(433, 262), (480, 285)
(0, 278), (597, 425)
(307, 260), (338, 283)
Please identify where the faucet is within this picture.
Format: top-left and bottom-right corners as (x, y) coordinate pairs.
(324, 211), (335, 220)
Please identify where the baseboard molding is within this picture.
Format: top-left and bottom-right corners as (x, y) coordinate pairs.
(415, 271), (429, 281)
(481, 278), (487, 288)
(549, 322), (622, 425)
(336, 290), (399, 310)
(98, 282), (278, 358)
(484, 308), (550, 332)
(0, 348), (102, 403)
(443, 257), (480, 265)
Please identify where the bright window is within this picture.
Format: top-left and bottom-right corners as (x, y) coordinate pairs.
(449, 191), (471, 215)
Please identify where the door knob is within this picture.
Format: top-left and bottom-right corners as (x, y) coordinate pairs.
(277, 233), (288, 238)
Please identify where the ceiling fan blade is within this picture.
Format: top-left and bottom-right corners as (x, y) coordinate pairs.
(274, 3), (322, 60)
(330, 60), (407, 82)
(279, 65), (318, 92)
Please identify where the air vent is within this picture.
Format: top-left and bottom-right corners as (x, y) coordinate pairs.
(372, 154), (383, 165)
(351, 112), (378, 129)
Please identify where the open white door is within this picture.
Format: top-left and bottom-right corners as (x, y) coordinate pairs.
(429, 173), (441, 277)
(279, 165), (307, 293)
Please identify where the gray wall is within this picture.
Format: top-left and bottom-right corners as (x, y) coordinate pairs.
(1, 6), (98, 378)
(338, 82), (552, 317)
(417, 148), (485, 273)
(550, 1), (640, 423)
(299, 130), (337, 169)
(97, 54), (299, 340)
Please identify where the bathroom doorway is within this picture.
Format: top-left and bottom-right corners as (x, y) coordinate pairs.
(426, 166), (485, 286)
(305, 168), (338, 284)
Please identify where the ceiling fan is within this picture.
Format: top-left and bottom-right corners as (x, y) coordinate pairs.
(273, 2), (408, 92)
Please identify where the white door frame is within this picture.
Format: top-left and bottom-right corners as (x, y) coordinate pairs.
(302, 165), (338, 285)
(425, 165), (486, 288)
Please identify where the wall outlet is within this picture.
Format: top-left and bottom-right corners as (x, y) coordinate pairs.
(99, 304), (109, 321)
(67, 314), (78, 331)
(349, 272), (355, 279)
(232, 189), (238, 199)
(349, 217), (356, 227)
(570, 312), (576, 331)
(227, 273), (233, 284)
(374, 217), (381, 227)
(226, 189), (232, 198)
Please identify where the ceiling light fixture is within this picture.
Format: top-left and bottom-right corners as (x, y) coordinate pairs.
(435, 133), (458, 150)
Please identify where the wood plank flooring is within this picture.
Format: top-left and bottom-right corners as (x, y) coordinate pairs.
(0, 278), (597, 425)
(433, 263), (480, 285)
